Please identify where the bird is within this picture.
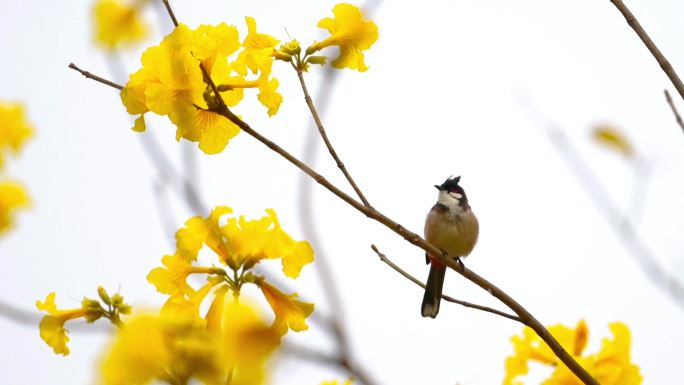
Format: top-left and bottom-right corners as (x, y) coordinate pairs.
(421, 176), (479, 318)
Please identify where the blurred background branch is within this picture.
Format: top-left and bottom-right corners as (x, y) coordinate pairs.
(520, 91), (684, 309)
(608, 0), (684, 101)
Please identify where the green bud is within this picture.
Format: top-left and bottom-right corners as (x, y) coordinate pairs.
(225, 257), (238, 270)
(274, 51), (292, 62)
(111, 293), (124, 306)
(242, 259), (257, 271)
(307, 56), (327, 65)
(305, 43), (321, 56)
(280, 40), (301, 55)
(84, 312), (103, 323)
(97, 286), (111, 305)
(242, 272), (256, 283)
(118, 303), (132, 315)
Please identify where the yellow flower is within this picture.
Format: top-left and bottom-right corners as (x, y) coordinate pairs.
(221, 300), (281, 385)
(503, 321), (642, 385)
(99, 301), (280, 385)
(232, 17), (280, 77)
(121, 24), (240, 154)
(177, 206), (314, 278)
(148, 206), (314, 334)
(259, 280), (314, 335)
(93, 0), (148, 49)
(307, 3), (378, 72)
(0, 181), (29, 234)
(592, 124), (635, 159)
(122, 20), (283, 154)
(148, 254), (201, 295)
(160, 281), (217, 323)
(36, 293), (101, 355)
(0, 102), (33, 168)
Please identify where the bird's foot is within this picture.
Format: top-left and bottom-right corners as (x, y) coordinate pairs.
(451, 255), (465, 270)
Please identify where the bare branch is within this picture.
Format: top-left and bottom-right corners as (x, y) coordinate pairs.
(283, 343), (378, 385)
(608, 0), (684, 101)
(371, 245), (522, 323)
(68, 63), (123, 90)
(161, 0), (179, 27)
(295, 69), (371, 207)
(546, 123), (684, 307)
(665, 89), (684, 135)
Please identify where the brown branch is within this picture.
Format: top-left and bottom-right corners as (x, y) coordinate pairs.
(207, 88), (598, 385)
(161, 0), (179, 27)
(295, 69), (371, 207)
(69, 63), (123, 90)
(608, 0), (684, 101)
(72, 63), (599, 385)
(371, 245), (522, 323)
(665, 90), (684, 135)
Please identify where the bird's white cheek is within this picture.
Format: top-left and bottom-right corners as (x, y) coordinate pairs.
(448, 192), (462, 200)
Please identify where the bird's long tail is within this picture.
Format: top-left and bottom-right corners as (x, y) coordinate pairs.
(421, 261), (446, 318)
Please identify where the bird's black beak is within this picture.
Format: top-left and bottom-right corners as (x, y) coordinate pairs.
(434, 185), (445, 191)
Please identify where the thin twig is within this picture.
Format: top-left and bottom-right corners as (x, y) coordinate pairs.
(68, 62), (207, 215)
(69, 63), (123, 90)
(371, 245), (522, 323)
(295, 69), (371, 207)
(161, 0), (179, 27)
(665, 90), (684, 135)
(72, 65), (599, 385)
(608, 0), (684, 101)
(105, 51), (208, 216)
(283, 342), (377, 385)
(518, 90), (684, 309)
(296, 3), (383, 379)
(547, 124), (684, 308)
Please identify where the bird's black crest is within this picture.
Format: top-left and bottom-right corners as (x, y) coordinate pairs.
(439, 176), (462, 192)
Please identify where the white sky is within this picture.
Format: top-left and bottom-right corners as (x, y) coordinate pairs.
(1, 0), (683, 384)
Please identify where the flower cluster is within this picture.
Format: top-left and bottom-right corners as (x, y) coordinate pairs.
(148, 205), (315, 336)
(36, 205), (312, 384)
(121, 20), (282, 154)
(301, 3), (379, 72)
(0, 102), (33, 234)
(120, 3), (377, 154)
(504, 320), (642, 385)
(99, 301), (280, 385)
(36, 287), (131, 355)
(92, 0), (149, 50)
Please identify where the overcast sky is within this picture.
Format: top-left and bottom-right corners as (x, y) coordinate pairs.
(1, 0), (683, 384)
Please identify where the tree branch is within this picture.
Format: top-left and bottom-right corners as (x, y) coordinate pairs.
(665, 89), (684, 135)
(608, 0), (684, 101)
(68, 63), (123, 90)
(371, 245), (522, 323)
(283, 342), (377, 385)
(70, 62), (599, 385)
(204, 78), (599, 385)
(295, 69), (371, 207)
(161, 0), (179, 27)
